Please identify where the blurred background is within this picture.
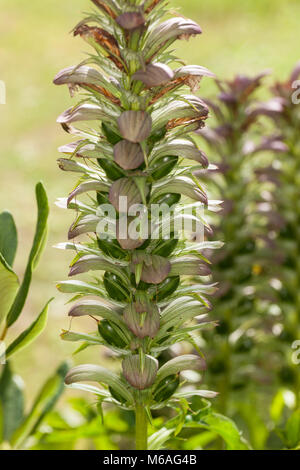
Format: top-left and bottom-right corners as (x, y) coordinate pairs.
(0, 0), (299, 424)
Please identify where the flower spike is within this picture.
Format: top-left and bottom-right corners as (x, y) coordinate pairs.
(55, 0), (218, 450)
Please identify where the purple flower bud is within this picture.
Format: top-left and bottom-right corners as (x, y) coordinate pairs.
(109, 177), (149, 212)
(114, 140), (144, 170)
(116, 12), (145, 30)
(124, 303), (160, 339)
(116, 217), (147, 250)
(130, 252), (171, 284)
(122, 354), (158, 390)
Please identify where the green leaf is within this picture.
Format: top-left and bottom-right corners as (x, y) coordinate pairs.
(0, 211), (18, 267)
(0, 362), (24, 442)
(0, 401), (3, 443)
(6, 183), (49, 327)
(270, 389), (285, 424)
(11, 362), (69, 449)
(189, 412), (251, 450)
(0, 253), (19, 326)
(239, 399), (269, 449)
(148, 427), (174, 450)
(286, 410), (300, 449)
(183, 430), (217, 450)
(6, 299), (51, 359)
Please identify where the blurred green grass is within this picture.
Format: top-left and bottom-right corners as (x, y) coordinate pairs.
(0, 0), (299, 408)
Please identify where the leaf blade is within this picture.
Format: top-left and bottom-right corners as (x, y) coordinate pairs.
(0, 211), (18, 267)
(0, 254), (19, 326)
(0, 362), (24, 441)
(6, 183), (49, 327)
(10, 362), (69, 449)
(6, 299), (51, 359)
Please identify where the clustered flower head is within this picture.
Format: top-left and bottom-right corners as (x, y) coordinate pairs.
(54, 0), (219, 441)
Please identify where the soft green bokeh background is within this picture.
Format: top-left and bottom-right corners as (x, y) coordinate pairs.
(0, 0), (299, 408)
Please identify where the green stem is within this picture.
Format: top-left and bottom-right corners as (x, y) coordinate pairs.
(219, 339), (231, 416)
(135, 402), (148, 450)
(0, 325), (8, 341)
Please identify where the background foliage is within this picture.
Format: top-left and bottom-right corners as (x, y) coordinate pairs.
(0, 0), (300, 449)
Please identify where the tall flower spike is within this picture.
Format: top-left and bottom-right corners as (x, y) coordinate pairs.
(256, 64), (300, 402)
(196, 72), (287, 416)
(54, 0), (218, 450)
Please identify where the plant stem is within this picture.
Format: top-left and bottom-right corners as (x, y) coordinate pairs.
(135, 402), (148, 450)
(219, 340), (231, 416)
(0, 325), (8, 341)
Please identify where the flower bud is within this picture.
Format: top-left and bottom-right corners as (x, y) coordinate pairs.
(124, 303), (160, 339)
(116, 12), (145, 30)
(118, 111), (152, 143)
(114, 140), (144, 170)
(122, 354), (158, 390)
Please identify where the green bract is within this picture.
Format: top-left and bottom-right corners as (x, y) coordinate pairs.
(54, 0), (219, 450)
